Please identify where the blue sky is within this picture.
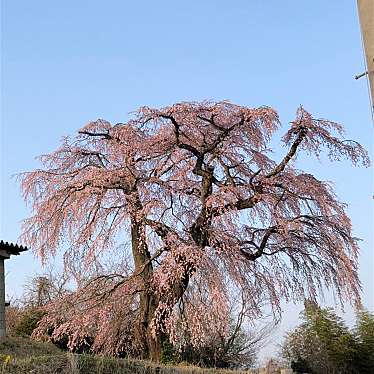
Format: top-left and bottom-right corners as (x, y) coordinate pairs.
(1, 0), (373, 361)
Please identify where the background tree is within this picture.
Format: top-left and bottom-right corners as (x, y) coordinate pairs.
(5, 270), (69, 338)
(354, 310), (374, 373)
(20, 101), (369, 361)
(282, 302), (374, 374)
(175, 319), (268, 369)
(23, 269), (69, 308)
(161, 292), (274, 368)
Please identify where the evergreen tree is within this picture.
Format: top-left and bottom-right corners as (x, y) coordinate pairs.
(354, 310), (374, 373)
(282, 301), (363, 374)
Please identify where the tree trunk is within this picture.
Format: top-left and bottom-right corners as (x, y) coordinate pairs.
(142, 164), (213, 360)
(147, 323), (162, 362)
(130, 216), (162, 361)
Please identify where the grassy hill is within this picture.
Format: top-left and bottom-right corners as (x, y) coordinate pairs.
(0, 337), (258, 374)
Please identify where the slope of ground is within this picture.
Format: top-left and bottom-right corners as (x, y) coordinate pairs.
(0, 337), (260, 374)
(0, 336), (62, 358)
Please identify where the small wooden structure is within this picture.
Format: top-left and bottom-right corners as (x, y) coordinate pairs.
(0, 240), (29, 337)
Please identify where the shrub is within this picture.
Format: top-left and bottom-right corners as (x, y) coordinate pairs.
(14, 308), (46, 337)
(5, 306), (22, 337)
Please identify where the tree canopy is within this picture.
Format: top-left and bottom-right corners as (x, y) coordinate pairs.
(20, 101), (369, 360)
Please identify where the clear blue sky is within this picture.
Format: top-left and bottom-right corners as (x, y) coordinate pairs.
(1, 0), (373, 361)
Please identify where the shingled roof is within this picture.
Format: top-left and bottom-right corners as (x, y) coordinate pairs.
(0, 240), (29, 256)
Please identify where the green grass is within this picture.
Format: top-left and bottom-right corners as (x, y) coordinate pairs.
(0, 336), (62, 358)
(0, 337), (258, 374)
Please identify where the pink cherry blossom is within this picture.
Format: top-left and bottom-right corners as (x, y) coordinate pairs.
(21, 101), (369, 361)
